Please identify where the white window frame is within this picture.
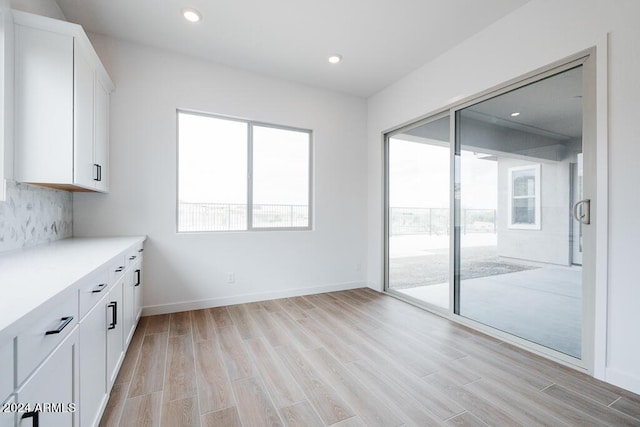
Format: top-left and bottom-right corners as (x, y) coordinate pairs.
(507, 164), (541, 230)
(176, 110), (313, 233)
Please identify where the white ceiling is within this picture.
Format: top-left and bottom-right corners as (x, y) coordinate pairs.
(56, 0), (530, 97)
(467, 65), (583, 139)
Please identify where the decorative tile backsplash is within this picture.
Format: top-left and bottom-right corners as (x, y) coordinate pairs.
(0, 181), (72, 253)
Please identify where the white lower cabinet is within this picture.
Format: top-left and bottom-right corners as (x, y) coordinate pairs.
(106, 278), (124, 389)
(123, 268), (135, 347)
(2, 238), (144, 427)
(76, 246), (143, 427)
(16, 328), (78, 427)
(133, 261), (143, 323)
(79, 296), (108, 427)
(123, 257), (143, 346)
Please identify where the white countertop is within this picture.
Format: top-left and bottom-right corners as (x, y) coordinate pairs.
(0, 236), (145, 339)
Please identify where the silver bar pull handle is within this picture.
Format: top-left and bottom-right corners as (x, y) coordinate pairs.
(573, 199), (591, 225)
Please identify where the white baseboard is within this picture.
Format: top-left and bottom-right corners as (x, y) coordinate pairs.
(366, 282), (383, 292)
(605, 367), (640, 395)
(142, 281), (366, 316)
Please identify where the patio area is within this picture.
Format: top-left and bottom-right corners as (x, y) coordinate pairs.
(389, 233), (582, 359)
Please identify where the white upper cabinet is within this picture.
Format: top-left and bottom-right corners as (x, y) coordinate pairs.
(0, 7), (13, 202)
(94, 76), (110, 192)
(73, 40), (95, 188)
(15, 20), (73, 185)
(13, 11), (113, 192)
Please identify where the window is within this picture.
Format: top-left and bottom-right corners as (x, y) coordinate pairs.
(177, 111), (312, 232)
(508, 164), (541, 229)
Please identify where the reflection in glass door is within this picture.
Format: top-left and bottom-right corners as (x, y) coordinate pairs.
(386, 116), (450, 309)
(455, 65), (585, 358)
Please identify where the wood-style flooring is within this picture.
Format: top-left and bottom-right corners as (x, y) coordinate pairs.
(99, 288), (640, 426)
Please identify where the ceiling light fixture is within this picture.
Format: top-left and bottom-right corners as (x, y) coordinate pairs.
(182, 8), (202, 23)
(510, 112), (521, 117)
(328, 54), (342, 64)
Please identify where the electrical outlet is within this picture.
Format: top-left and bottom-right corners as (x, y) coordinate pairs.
(227, 272), (235, 284)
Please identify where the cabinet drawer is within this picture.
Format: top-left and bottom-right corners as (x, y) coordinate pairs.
(125, 244), (143, 269)
(109, 254), (126, 283)
(16, 328), (78, 427)
(0, 340), (12, 403)
(16, 290), (78, 385)
(78, 268), (110, 319)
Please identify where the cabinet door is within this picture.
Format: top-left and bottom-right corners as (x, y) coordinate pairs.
(106, 278), (124, 389)
(73, 38), (95, 188)
(123, 268), (136, 347)
(1, 396), (15, 427)
(14, 24), (73, 184)
(16, 328), (78, 427)
(133, 260), (144, 322)
(0, 340), (12, 404)
(79, 297), (108, 427)
(94, 77), (109, 192)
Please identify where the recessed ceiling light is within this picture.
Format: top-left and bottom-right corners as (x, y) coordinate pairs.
(328, 54), (342, 64)
(182, 8), (202, 23)
(510, 112), (521, 117)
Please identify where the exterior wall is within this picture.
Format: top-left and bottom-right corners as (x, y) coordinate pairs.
(496, 157), (571, 265)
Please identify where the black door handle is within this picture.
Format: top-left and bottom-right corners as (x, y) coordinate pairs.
(21, 410), (39, 427)
(107, 302), (117, 330)
(135, 269), (141, 287)
(45, 316), (74, 335)
(92, 283), (107, 293)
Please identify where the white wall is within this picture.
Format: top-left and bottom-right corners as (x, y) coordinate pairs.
(73, 35), (368, 313)
(9, 0), (64, 20)
(367, 0), (640, 393)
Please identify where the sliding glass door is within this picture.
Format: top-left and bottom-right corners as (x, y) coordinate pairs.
(384, 54), (595, 367)
(385, 115), (450, 310)
(454, 65), (586, 359)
